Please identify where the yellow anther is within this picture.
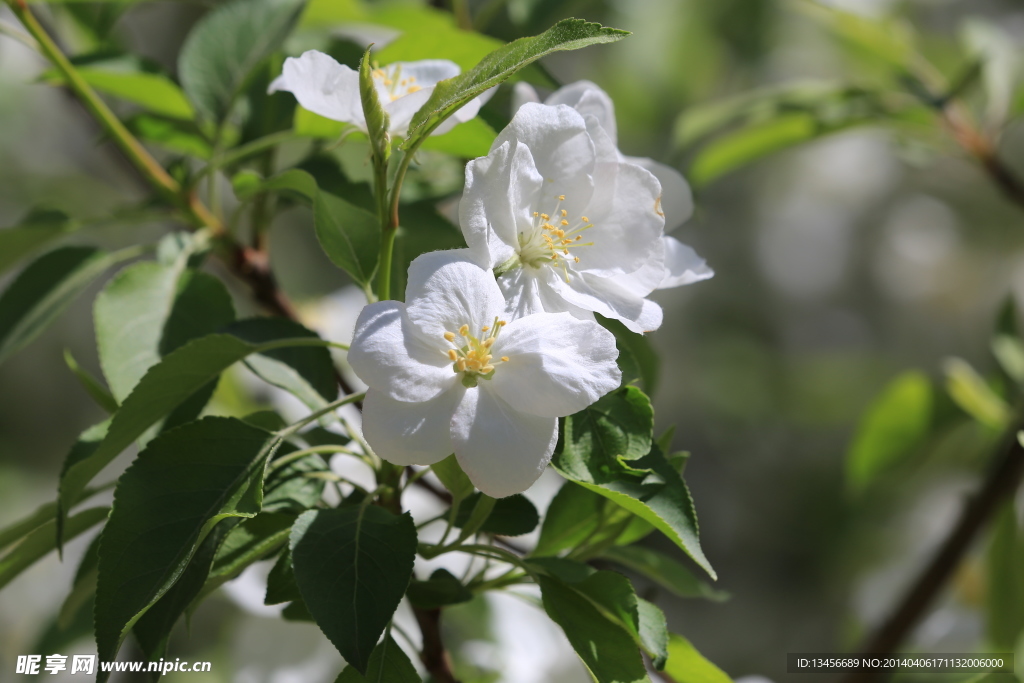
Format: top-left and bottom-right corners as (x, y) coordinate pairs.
(457, 359), (467, 372)
(482, 325), (490, 332)
(581, 216), (589, 222)
(563, 249), (570, 255)
(384, 79), (393, 86)
(447, 349), (458, 361)
(560, 209), (567, 217)
(408, 85), (421, 93)
(481, 365), (495, 374)
(541, 214), (549, 220)
(501, 356), (509, 362)
(533, 212), (539, 217)
(574, 257), (580, 263)
(561, 220), (569, 226)
(444, 331), (456, 342)
(483, 338), (495, 348)
(459, 324), (469, 336)
(558, 194), (565, 201)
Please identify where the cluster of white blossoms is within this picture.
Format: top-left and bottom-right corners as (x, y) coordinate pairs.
(274, 55), (712, 497)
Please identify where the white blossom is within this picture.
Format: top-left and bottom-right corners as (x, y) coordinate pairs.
(460, 102), (711, 333)
(347, 251), (620, 498)
(269, 51), (486, 136)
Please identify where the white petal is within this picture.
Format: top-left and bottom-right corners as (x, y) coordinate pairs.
(461, 142), (517, 269)
(395, 59), (461, 86)
(347, 300), (455, 402)
(383, 85), (434, 135)
(361, 388), (461, 466)
(624, 156), (694, 231)
(511, 82), (541, 114)
(501, 266), (597, 321)
(490, 312), (620, 417)
(658, 236), (714, 288)
(494, 103), (595, 218)
(269, 51), (363, 127)
(580, 161), (665, 276)
(545, 81), (618, 146)
(405, 251), (506, 340)
(552, 271), (660, 333)
(451, 388), (558, 498)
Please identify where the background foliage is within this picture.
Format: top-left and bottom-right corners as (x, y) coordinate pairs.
(2, 0), (1024, 681)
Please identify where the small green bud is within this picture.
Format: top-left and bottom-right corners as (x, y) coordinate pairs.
(359, 46), (391, 164)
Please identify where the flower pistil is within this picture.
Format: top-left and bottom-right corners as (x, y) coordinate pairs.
(444, 318), (509, 387)
(517, 194), (595, 280)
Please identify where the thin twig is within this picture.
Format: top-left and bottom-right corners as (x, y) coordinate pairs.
(412, 606), (459, 683)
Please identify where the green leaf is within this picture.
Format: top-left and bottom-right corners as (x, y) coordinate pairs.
(452, 493), (538, 536)
(403, 18), (629, 146)
(432, 454), (474, 503)
(662, 633), (733, 683)
(0, 246), (137, 366)
(993, 335), (1024, 385)
(290, 506), (417, 674)
(638, 598), (669, 669)
(0, 507), (108, 591)
(406, 568), (473, 610)
(59, 334), (254, 534)
(538, 574), (648, 683)
(846, 371), (933, 491)
(335, 635), (421, 683)
(0, 209), (75, 276)
(43, 58), (194, 120)
(64, 349), (118, 413)
(234, 168), (318, 203)
(986, 503), (1024, 649)
(313, 191), (381, 287)
(556, 444), (715, 580)
(228, 318), (337, 408)
(598, 316), (661, 395)
(555, 386), (654, 484)
(944, 358), (1012, 430)
(178, 0), (307, 122)
(534, 481), (602, 557)
(133, 518), (240, 660)
(690, 113), (816, 186)
(262, 449), (329, 513)
(95, 261), (234, 403)
(794, 1), (914, 72)
(264, 547), (301, 606)
(127, 114), (212, 159)
(94, 417), (278, 676)
(601, 545), (727, 601)
(294, 107), (349, 139)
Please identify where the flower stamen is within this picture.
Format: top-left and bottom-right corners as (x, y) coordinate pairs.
(442, 317), (510, 386)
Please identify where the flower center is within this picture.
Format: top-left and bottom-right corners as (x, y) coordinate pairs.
(516, 193), (594, 281)
(371, 63), (423, 102)
(443, 318), (509, 388)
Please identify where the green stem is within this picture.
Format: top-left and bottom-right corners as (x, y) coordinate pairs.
(374, 154), (395, 301)
(195, 130), (299, 184)
(277, 392), (366, 438)
(267, 444), (365, 473)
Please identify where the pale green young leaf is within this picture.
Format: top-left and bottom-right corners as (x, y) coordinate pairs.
(0, 245), (139, 366)
(127, 114), (213, 159)
(314, 191), (381, 287)
(43, 60), (194, 120)
(94, 417), (278, 677)
(986, 503), (1024, 649)
(419, 118), (497, 158)
(945, 358), (1011, 430)
(432, 454), (474, 504)
(602, 545), (727, 601)
(662, 633), (733, 683)
(993, 335), (1024, 385)
(178, 0), (307, 122)
(290, 506), (417, 674)
(0, 210), (75, 276)
(690, 114), (817, 186)
(403, 18), (629, 146)
(846, 371), (932, 491)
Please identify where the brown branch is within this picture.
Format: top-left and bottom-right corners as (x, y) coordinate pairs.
(844, 427), (1024, 683)
(412, 606), (459, 683)
(943, 108), (1024, 213)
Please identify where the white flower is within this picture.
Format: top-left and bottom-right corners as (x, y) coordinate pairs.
(347, 250), (620, 498)
(269, 51), (486, 136)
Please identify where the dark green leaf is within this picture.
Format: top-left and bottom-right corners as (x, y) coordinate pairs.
(263, 450), (329, 513)
(95, 417), (278, 677)
(662, 633), (732, 683)
(846, 371), (932, 491)
(406, 569), (473, 610)
(0, 246), (136, 366)
(598, 316), (660, 395)
(638, 598), (669, 669)
(314, 191), (380, 288)
(229, 318), (337, 408)
(64, 349), (118, 414)
(453, 493), (538, 536)
(264, 547), (300, 606)
(335, 635), (421, 683)
(133, 518), (241, 660)
(527, 556), (596, 583)
(556, 445), (715, 579)
(602, 545), (727, 601)
(0, 209), (75, 276)
(178, 0), (307, 122)
(0, 507), (108, 591)
(403, 19), (629, 145)
(534, 482), (602, 557)
(58, 332), (317, 532)
(555, 386), (654, 484)
(290, 506), (417, 673)
(538, 574), (647, 683)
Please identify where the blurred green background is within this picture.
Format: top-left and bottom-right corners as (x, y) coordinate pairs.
(2, 0), (1024, 681)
